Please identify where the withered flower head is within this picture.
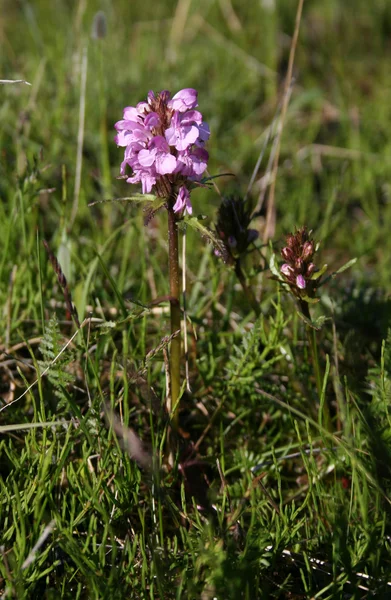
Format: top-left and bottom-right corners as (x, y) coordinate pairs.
(216, 195), (258, 260)
(280, 227), (319, 298)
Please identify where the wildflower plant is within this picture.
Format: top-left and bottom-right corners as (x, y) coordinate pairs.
(272, 226), (357, 431)
(115, 88), (210, 431)
(280, 227), (326, 303)
(278, 225), (355, 320)
(3, 4), (391, 597)
(275, 227), (329, 426)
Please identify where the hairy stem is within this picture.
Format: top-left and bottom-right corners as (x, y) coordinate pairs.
(299, 299), (331, 431)
(167, 205), (181, 430)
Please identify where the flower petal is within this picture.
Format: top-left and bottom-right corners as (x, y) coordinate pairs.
(168, 88), (198, 111)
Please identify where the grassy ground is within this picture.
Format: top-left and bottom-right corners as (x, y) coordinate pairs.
(2, 0), (391, 598)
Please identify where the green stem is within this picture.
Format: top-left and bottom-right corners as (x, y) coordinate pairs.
(234, 259), (260, 317)
(299, 299), (331, 430)
(167, 205), (181, 430)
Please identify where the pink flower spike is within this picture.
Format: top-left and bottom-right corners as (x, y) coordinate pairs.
(168, 88), (198, 112)
(296, 275), (306, 289)
(173, 186), (192, 215)
(115, 88), (209, 199)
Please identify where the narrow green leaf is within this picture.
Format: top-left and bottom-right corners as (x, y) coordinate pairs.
(311, 264), (328, 280)
(182, 216), (227, 257)
(334, 257), (357, 275)
(88, 194), (156, 206)
(97, 253), (128, 317)
(296, 310), (326, 330)
(269, 253), (281, 279)
(299, 295), (320, 304)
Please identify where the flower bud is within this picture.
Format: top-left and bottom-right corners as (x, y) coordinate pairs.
(286, 234), (295, 248)
(281, 264), (294, 277)
(302, 241), (314, 261)
(281, 246), (294, 261)
(280, 226), (322, 298)
(296, 275), (306, 289)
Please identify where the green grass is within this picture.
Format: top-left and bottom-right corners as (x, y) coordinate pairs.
(2, 0), (391, 598)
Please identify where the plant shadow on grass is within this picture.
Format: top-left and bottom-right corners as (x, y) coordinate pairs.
(332, 282), (391, 389)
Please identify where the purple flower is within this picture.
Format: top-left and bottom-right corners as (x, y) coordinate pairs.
(168, 88), (198, 112)
(144, 112), (161, 129)
(175, 146), (209, 179)
(165, 111), (203, 151)
(197, 121), (210, 144)
(115, 88), (209, 212)
(115, 118), (151, 149)
(126, 163), (156, 194)
(138, 136), (177, 175)
(173, 186), (192, 215)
